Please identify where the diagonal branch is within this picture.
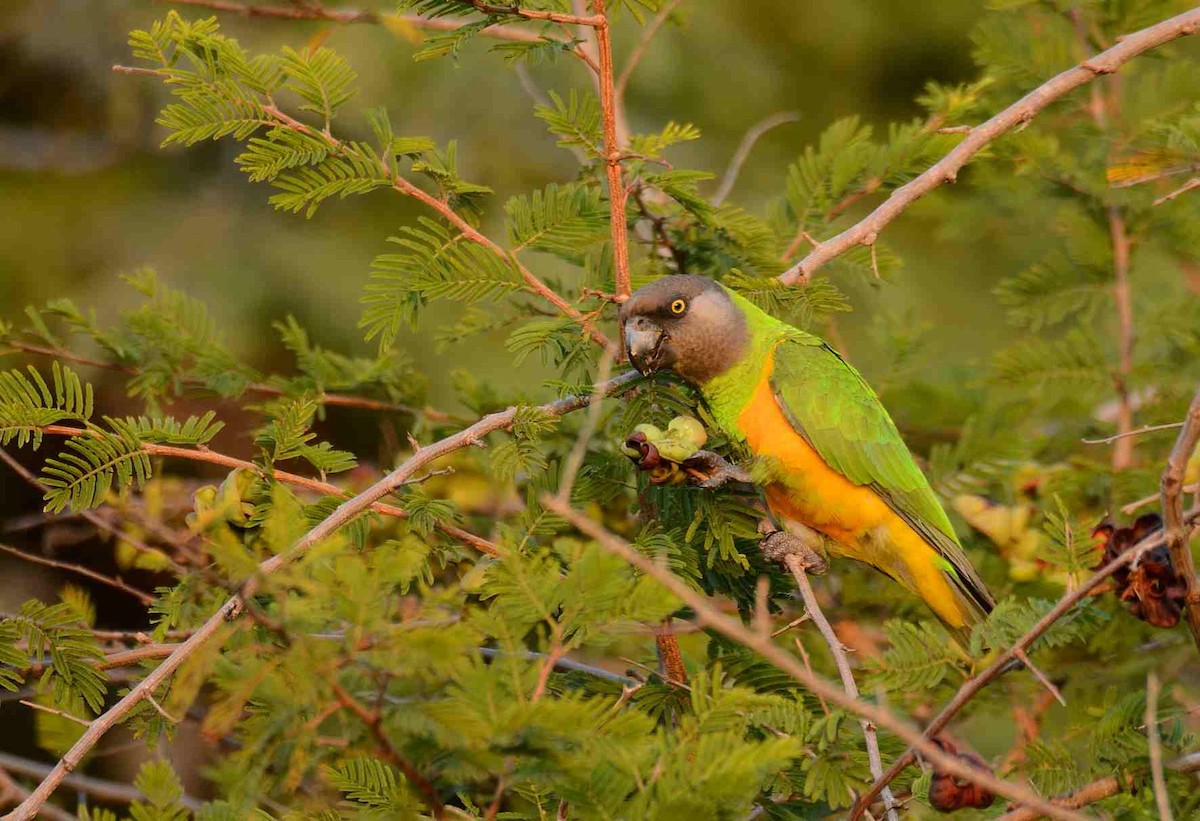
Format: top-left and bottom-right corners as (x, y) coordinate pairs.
(778, 7), (1200, 286)
(0, 370), (641, 821)
(0, 543), (154, 605)
(996, 750), (1200, 821)
(541, 495), (1089, 821)
(0, 751), (203, 814)
(783, 557), (899, 821)
(850, 501), (1200, 818)
(1160, 383), (1200, 651)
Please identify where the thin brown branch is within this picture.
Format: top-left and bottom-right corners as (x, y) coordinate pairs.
(0, 449), (184, 573)
(1081, 421), (1183, 444)
(1154, 175), (1200, 205)
(850, 501), (1200, 818)
(779, 7), (1200, 285)
(996, 751), (1200, 820)
(1123, 482), (1198, 514)
(34, 424), (498, 556)
(18, 701), (91, 729)
(160, 0), (574, 41)
(2, 372), (640, 821)
(464, 0), (602, 26)
(332, 682), (444, 816)
(784, 557), (899, 821)
(1160, 384), (1200, 652)
(0, 544), (154, 605)
(541, 495), (1089, 821)
(712, 111), (801, 206)
(1146, 673), (1173, 821)
(592, 2), (632, 300)
(613, 0), (681, 100)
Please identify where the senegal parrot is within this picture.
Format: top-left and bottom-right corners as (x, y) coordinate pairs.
(619, 274), (995, 638)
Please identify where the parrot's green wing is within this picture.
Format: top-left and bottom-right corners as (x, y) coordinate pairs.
(769, 338), (994, 617)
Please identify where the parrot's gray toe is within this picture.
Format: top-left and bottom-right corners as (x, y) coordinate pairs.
(759, 529), (829, 574)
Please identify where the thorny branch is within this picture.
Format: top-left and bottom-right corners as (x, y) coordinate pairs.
(850, 502), (1200, 819)
(591, 0), (632, 300)
(778, 7), (1200, 286)
(1160, 383), (1200, 652)
(1, 370), (640, 821)
(542, 495), (1089, 821)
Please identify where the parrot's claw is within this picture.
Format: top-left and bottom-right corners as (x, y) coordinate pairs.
(681, 450), (753, 489)
(759, 527), (829, 575)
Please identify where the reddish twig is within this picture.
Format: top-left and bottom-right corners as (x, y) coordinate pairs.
(1, 371), (639, 821)
(591, 1), (632, 301)
(332, 682), (444, 816)
(34, 424), (498, 556)
(542, 495), (1089, 821)
(1160, 384), (1200, 652)
(778, 7), (1200, 286)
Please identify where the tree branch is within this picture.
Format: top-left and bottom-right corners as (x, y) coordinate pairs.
(850, 502), (1200, 818)
(540, 495), (1089, 821)
(1, 371), (641, 821)
(712, 111), (801, 207)
(1145, 672), (1173, 821)
(1160, 383), (1200, 652)
(0, 543), (154, 605)
(33, 424), (499, 557)
(996, 751), (1200, 820)
(778, 7), (1200, 286)
(613, 0), (681, 101)
(591, 2), (632, 301)
(783, 556), (899, 821)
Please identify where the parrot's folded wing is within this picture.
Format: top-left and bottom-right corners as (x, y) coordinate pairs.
(769, 339), (995, 619)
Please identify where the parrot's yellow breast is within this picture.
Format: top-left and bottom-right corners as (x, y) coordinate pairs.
(735, 359), (968, 627)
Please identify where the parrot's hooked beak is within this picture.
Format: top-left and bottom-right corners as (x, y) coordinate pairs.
(624, 316), (668, 375)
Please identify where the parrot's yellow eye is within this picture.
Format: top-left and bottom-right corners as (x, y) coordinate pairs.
(670, 298), (687, 315)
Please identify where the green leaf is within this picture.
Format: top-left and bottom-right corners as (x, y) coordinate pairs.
(40, 420), (152, 513)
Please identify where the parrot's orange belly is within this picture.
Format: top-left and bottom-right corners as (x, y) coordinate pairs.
(736, 375), (897, 555)
(734, 370), (970, 628)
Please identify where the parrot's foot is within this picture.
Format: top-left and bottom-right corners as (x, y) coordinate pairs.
(680, 450), (754, 489)
(758, 523), (829, 575)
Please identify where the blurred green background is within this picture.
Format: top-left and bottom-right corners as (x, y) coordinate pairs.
(0, 0), (1011, 410)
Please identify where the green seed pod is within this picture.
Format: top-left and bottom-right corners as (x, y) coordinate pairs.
(656, 437), (700, 463)
(667, 416), (708, 448)
(633, 423), (665, 443)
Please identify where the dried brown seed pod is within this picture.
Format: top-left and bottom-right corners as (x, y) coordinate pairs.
(927, 737), (996, 813)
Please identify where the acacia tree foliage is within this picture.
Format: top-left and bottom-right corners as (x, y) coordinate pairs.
(0, 1), (1199, 819)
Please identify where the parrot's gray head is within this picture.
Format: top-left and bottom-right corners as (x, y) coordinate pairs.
(619, 275), (748, 385)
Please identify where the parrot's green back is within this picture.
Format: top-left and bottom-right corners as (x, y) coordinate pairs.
(702, 289), (994, 630)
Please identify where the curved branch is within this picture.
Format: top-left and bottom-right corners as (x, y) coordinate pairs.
(712, 111), (801, 207)
(1, 371), (641, 821)
(778, 7), (1200, 286)
(543, 495), (1089, 821)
